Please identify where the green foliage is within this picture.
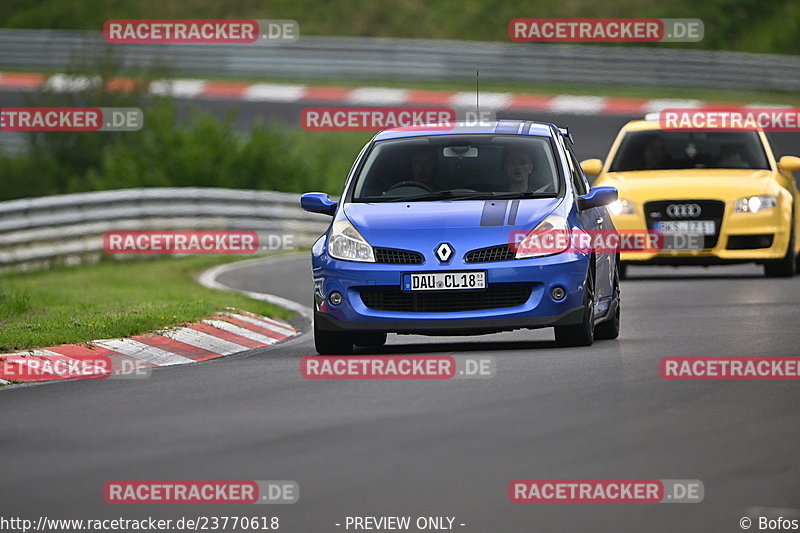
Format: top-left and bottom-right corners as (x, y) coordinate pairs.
(1, 73), (371, 201)
(0, 0), (797, 54)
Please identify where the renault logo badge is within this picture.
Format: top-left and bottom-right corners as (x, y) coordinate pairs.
(435, 243), (453, 263)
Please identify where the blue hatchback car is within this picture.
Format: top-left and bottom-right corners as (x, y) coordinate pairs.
(301, 120), (620, 354)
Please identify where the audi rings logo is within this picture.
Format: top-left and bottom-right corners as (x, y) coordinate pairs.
(666, 203), (702, 218)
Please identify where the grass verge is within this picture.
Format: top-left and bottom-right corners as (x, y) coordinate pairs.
(0, 255), (293, 353)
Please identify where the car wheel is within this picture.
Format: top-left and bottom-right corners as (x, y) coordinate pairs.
(314, 319), (354, 355)
(353, 332), (387, 348)
(554, 264), (595, 347)
(594, 265), (620, 340)
(764, 230), (796, 278)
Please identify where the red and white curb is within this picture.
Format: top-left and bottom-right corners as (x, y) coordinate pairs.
(0, 308), (298, 383)
(0, 71), (767, 116)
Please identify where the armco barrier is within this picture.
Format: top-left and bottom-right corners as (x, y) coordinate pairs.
(0, 29), (798, 92)
(0, 188), (331, 271)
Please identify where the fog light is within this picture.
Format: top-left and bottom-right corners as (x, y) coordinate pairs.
(328, 291), (343, 306)
(551, 286), (566, 301)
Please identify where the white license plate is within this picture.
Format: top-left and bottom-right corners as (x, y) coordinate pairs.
(655, 220), (715, 235)
(403, 271), (486, 291)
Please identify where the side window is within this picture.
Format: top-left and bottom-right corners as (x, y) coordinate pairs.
(565, 143), (589, 196)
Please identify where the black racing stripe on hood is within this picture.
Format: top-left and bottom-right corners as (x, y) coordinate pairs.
(480, 200), (509, 226)
(507, 200), (520, 225)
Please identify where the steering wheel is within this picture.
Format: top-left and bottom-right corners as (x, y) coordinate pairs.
(386, 180), (434, 193)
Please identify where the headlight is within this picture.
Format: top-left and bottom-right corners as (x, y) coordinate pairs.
(734, 195), (777, 213)
(609, 199), (635, 216)
(515, 215), (570, 259)
(328, 218), (375, 262)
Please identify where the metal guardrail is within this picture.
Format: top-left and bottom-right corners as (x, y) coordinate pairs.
(0, 29), (799, 92)
(0, 188), (331, 271)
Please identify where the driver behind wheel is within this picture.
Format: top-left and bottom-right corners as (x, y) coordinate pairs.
(381, 147), (439, 195)
(410, 148), (437, 186)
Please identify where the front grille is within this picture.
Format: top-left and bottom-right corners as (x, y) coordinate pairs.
(644, 200), (725, 249)
(373, 247), (424, 264)
(360, 284), (532, 313)
(465, 244), (516, 263)
(727, 234), (774, 250)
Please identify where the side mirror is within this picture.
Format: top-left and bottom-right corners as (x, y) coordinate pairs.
(779, 155), (800, 173)
(301, 192), (338, 216)
(578, 186), (618, 210)
(580, 158), (604, 176)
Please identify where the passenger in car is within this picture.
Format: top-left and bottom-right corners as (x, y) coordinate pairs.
(502, 148), (534, 192)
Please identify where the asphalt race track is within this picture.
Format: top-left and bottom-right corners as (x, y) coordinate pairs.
(2, 91), (800, 532)
(1, 253), (799, 532)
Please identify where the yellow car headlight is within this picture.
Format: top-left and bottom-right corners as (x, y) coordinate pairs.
(734, 195), (777, 213)
(609, 198), (635, 216)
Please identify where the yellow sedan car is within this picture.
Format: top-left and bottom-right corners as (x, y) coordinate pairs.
(581, 119), (800, 278)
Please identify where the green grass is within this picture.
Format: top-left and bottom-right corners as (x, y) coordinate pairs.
(0, 255), (293, 352)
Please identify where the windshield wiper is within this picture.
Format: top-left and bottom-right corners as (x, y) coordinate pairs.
(447, 191), (556, 200)
(494, 191), (555, 199)
(366, 190), (458, 203)
(362, 190), (556, 203)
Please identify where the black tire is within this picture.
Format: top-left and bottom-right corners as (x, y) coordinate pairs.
(353, 332), (387, 348)
(594, 264), (620, 340)
(554, 264), (595, 347)
(764, 230), (796, 278)
(314, 319), (354, 355)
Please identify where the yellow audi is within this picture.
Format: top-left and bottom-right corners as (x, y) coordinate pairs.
(581, 119), (800, 278)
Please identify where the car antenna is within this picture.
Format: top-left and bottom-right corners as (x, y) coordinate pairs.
(476, 70), (480, 118)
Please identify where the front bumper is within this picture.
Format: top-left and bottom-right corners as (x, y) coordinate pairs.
(614, 204), (791, 264)
(312, 251), (590, 334)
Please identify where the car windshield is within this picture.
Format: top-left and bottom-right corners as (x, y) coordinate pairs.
(609, 130), (770, 172)
(351, 135), (561, 202)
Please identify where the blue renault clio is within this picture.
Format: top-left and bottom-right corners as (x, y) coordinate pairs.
(301, 120), (620, 354)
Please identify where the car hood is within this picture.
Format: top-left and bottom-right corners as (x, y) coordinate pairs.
(597, 168), (777, 200)
(343, 198), (562, 250)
